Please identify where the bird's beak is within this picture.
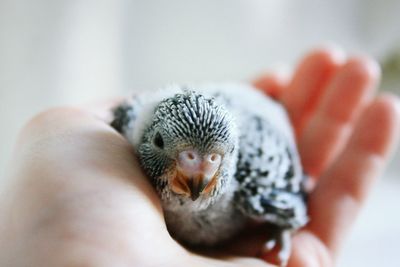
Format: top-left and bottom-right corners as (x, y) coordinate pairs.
(171, 173), (218, 201)
(171, 150), (221, 201)
(187, 175), (212, 201)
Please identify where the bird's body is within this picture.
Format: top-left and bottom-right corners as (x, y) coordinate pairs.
(111, 84), (308, 266)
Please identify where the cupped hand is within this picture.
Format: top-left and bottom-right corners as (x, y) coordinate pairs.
(1, 48), (399, 267)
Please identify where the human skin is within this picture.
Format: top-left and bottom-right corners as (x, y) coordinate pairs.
(0, 48), (399, 267)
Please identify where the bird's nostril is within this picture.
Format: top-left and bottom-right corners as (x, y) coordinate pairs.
(178, 150), (200, 167)
(178, 151), (221, 179)
(210, 154), (217, 162)
(187, 152), (195, 160)
(207, 153), (221, 164)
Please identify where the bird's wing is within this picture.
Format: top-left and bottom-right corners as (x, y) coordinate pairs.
(110, 95), (143, 146)
(234, 113), (308, 229)
(111, 101), (137, 134)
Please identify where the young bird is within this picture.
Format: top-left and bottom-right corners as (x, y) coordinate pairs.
(111, 84), (308, 266)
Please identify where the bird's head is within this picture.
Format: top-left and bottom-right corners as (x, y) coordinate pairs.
(136, 90), (238, 208)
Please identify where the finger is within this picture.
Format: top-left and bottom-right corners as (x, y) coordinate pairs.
(281, 48), (345, 136)
(306, 95), (400, 256)
(5, 107), (175, 266)
(288, 231), (332, 267)
(299, 57), (380, 177)
(15, 107), (162, 215)
(253, 72), (289, 100)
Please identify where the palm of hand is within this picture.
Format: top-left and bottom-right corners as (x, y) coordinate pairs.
(1, 49), (398, 267)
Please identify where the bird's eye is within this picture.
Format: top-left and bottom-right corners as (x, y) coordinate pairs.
(153, 132), (164, 149)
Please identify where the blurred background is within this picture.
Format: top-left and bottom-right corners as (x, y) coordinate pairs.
(0, 0), (399, 266)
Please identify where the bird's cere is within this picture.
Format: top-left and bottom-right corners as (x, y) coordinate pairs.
(175, 150), (222, 200)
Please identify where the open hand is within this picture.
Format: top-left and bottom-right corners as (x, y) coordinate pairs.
(0, 48), (399, 267)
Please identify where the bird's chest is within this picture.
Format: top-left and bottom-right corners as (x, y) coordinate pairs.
(163, 192), (247, 246)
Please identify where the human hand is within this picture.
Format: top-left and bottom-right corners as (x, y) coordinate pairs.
(0, 48), (399, 267)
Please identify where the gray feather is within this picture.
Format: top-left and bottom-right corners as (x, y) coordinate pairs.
(111, 84), (308, 249)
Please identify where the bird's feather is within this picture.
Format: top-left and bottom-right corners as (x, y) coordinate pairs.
(111, 84), (308, 261)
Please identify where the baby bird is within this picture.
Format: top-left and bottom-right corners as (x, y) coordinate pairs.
(111, 84), (308, 266)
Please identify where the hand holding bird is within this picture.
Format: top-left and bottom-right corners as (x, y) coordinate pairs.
(1, 48), (398, 267)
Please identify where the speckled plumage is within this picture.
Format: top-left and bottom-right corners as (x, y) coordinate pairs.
(111, 84), (308, 266)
